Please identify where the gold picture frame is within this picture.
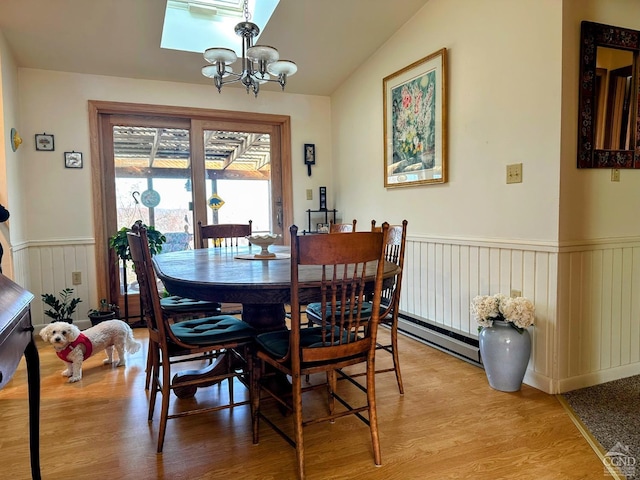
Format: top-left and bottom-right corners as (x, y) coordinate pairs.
(383, 48), (447, 187)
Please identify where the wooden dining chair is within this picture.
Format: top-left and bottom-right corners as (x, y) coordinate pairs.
(197, 220), (252, 248)
(368, 219), (408, 393)
(308, 220), (408, 393)
(251, 223), (389, 479)
(195, 220), (253, 314)
(328, 219), (356, 233)
(127, 221), (255, 453)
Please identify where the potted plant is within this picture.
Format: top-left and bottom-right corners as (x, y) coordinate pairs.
(41, 287), (82, 323)
(108, 221), (166, 324)
(109, 222), (166, 263)
(88, 298), (120, 326)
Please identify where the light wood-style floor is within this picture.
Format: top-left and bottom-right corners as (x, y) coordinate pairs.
(1, 327), (605, 479)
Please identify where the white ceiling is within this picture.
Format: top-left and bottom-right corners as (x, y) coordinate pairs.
(0, 0), (429, 96)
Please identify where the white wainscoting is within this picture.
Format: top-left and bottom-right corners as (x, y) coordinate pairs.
(556, 238), (640, 392)
(12, 238), (96, 328)
(11, 235), (640, 393)
(398, 234), (640, 394)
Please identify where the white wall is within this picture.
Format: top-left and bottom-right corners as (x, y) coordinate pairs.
(332, 0), (562, 242)
(17, 69), (332, 242)
(560, 0), (640, 242)
(9, 68), (332, 324)
(330, 0), (563, 391)
(331, 0), (640, 393)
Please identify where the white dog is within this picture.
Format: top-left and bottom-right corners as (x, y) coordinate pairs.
(40, 320), (142, 383)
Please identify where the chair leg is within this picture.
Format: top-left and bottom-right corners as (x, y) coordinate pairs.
(366, 360), (382, 466)
(145, 346), (152, 390)
(327, 370), (336, 420)
(157, 348), (172, 453)
(251, 357), (261, 445)
(226, 350), (234, 405)
(292, 373), (306, 480)
(148, 344), (159, 422)
(389, 321), (404, 394)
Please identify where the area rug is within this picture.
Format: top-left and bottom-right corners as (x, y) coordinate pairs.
(559, 375), (640, 479)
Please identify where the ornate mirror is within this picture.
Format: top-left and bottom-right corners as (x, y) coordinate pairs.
(577, 21), (640, 168)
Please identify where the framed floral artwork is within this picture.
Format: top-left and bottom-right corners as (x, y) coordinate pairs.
(383, 48), (447, 187)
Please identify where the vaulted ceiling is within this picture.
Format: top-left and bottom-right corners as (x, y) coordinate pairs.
(0, 0), (429, 96)
(0, 0), (429, 175)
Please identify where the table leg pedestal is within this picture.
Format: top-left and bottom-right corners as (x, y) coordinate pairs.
(241, 303), (287, 332)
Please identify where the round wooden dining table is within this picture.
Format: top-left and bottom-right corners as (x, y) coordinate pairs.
(152, 244), (400, 332)
(152, 244), (400, 397)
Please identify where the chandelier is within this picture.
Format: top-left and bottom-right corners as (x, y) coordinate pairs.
(201, 0), (297, 97)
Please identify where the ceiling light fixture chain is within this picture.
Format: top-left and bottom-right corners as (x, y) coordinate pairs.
(201, 0), (297, 97)
(242, 0), (250, 22)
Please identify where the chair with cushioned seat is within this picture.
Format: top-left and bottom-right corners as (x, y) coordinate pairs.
(328, 218), (356, 233)
(141, 295), (222, 391)
(307, 219), (408, 393)
(196, 220), (253, 315)
(251, 223), (389, 480)
(197, 220), (252, 248)
(127, 221), (255, 453)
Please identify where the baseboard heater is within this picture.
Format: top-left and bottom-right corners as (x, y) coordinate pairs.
(397, 313), (482, 366)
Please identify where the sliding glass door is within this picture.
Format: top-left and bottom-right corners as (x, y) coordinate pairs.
(90, 102), (292, 322)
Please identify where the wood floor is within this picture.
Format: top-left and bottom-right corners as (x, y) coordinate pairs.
(0, 327), (605, 479)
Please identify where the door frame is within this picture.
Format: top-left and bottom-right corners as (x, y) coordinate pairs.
(88, 100), (293, 303)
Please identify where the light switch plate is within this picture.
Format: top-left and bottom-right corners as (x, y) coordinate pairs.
(506, 163), (522, 184)
(306, 189), (313, 200)
(611, 169), (620, 182)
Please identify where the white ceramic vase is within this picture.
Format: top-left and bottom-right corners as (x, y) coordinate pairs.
(478, 320), (531, 392)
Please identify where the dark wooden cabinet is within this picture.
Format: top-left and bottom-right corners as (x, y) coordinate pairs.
(0, 274), (41, 479)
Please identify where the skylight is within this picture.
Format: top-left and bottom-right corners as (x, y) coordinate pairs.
(161, 0), (280, 55)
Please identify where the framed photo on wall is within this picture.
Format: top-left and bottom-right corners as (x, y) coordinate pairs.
(304, 143), (316, 177)
(383, 48), (447, 187)
(319, 186), (327, 210)
(64, 151), (83, 169)
(35, 133), (55, 151)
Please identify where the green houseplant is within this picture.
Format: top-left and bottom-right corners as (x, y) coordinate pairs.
(41, 288), (82, 323)
(108, 222), (166, 324)
(109, 223), (166, 262)
(88, 298), (120, 326)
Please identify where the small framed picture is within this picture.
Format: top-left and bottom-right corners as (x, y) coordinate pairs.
(319, 186), (327, 210)
(304, 143), (315, 165)
(317, 223), (329, 234)
(64, 151), (83, 169)
(35, 133), (55, 151)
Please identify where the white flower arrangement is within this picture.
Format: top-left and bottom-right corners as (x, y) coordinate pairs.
(470, 293), (535, 333)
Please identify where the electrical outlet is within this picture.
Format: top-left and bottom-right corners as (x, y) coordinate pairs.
(611, 169), (620, 182)
(506, 163), (523, 184)
(72, 271), (82, 285)
(510, 289), (522, 298)
(306, 189), (313, 200)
